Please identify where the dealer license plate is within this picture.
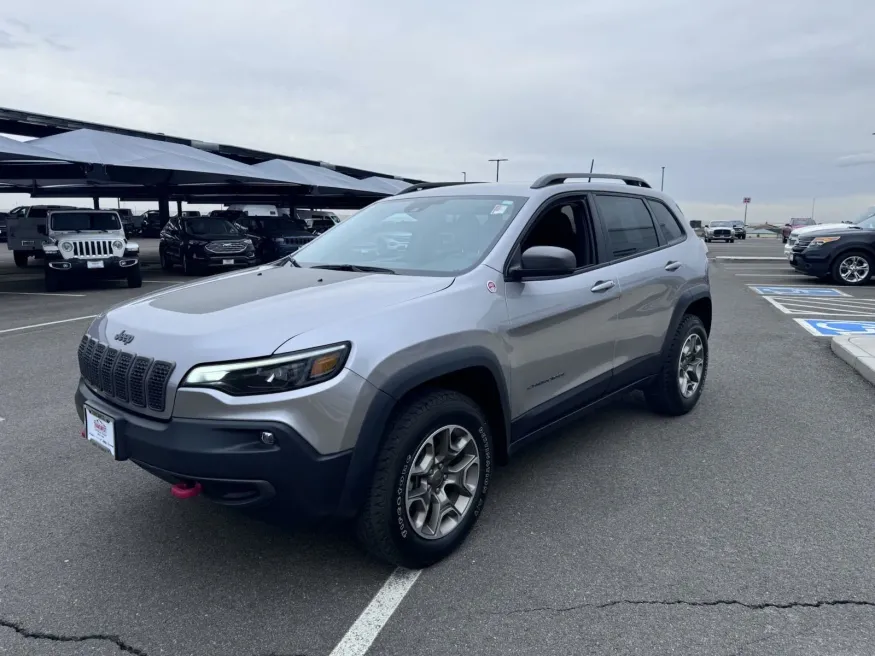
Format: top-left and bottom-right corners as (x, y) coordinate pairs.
(84, 405), (116, 457)
(222, 259), (234, 265)
(87, 261), (104, 269)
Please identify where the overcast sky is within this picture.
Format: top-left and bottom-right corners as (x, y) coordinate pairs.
(1, 0), (875, 223)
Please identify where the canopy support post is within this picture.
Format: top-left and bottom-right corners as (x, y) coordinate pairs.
(92, 197), (100, 209)
(176, 199), (183, 218)
(157, 188), (170, 227)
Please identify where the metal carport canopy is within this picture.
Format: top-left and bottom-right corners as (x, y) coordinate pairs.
(250, 159), (387, 195)
(28, 128), (292, 184)
(0, 135), (69, 162)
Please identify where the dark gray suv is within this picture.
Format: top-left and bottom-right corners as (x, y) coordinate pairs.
(75, 173), (712, 568)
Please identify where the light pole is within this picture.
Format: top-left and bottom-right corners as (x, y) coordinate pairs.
(462, 171), (467, 182)
(488, 158), (508, 182)
(660, 166), (665, 191)
(811, 197), (816, 221)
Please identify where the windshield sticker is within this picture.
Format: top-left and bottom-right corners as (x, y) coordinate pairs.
(491, 204), (508, 215)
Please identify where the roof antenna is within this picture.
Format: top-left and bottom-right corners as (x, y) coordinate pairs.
(588, 158), (594, 182)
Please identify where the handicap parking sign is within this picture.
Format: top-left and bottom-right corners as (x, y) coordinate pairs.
(750, 286), (848, 297)
(795, 319), (875, 337)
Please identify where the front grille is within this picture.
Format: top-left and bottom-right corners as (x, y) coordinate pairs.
(205, 240), (247, 254)
(283, 236), (315, 246)
(71, 240), (114, 257)
(712, 229), (731, 236)
(78, 335), (175, 413)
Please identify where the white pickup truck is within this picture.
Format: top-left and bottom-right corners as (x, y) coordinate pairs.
(26, 209), (141, 292)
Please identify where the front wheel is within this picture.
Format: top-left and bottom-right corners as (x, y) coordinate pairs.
(127, 266), (142, 288)
(645, 314), (708, 416)
(13, 251), (28, 268)
(729, 239), (735, 243)
(356, 389), (493, 568)
(831, 251), (872, 286)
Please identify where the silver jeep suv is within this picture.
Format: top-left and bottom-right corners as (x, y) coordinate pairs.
(75, 173), (712, 568)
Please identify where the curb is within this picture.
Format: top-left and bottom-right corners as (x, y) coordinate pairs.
(830, 336), (875, 386)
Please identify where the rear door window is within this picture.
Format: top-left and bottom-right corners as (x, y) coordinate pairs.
(593, 194), (660, 260)
(647, 200), (686, 244)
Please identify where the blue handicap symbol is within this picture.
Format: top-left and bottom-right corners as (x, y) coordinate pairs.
(798, 319), (875, 336)
(751, 286), (845, 297)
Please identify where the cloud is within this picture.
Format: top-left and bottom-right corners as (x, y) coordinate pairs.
(0, 29), (27, 49)
(836, 153), (875, 167)
(0, 0), (874, 222)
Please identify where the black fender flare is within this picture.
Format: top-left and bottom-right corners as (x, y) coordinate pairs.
(336, 346), (511, 516)
(660, 284), (712, 357)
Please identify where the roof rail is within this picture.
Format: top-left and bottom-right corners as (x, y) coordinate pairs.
(530, 173), (651, 189)
(396, 181), (484, 195)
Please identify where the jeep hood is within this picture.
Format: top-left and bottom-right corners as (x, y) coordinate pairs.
(91, 265), (453, 361)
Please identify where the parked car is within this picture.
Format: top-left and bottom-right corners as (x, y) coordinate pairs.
(729, 220), (747, 240)
(703, 221), (734, 243)
(784, 208), (875, 261)
(233, 215), (318, 263)
(115, 209), (139, 237)
(139, 211), (163, 237)
(297, 210), (342, 234)
(41, 210), (141, 291)
(782, 217), (816, 243)
(790, 213), (875, 285)
(6, 205), (78, 267)
(158, 215), (256, 275)
(74, 171), (711, 568)
(0, 212), (8, 242)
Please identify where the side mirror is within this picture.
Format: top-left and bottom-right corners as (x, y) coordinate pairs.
(508, 246), (576, 280)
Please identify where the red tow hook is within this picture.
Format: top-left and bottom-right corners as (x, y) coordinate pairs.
(171, 481), (202, 499)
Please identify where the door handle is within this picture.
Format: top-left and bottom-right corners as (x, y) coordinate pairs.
(590, 280), (616, 293)
(665, 261), (682, 271)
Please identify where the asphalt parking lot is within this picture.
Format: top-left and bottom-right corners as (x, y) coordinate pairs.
(2, 236), (875, 656)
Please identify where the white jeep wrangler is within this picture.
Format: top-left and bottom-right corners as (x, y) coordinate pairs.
(41, 210), (141, 292)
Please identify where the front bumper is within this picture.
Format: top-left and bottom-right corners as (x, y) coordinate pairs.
(791, 249), (831, 277)
(47, 256), (139, 279)
(191, 251), (256, 268)
(75, 381), (354, 514)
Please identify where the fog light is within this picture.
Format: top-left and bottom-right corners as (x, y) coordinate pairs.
(260, 431), (276, 445)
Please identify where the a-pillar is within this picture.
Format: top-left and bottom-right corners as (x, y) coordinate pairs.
(92, 197), (100, 209)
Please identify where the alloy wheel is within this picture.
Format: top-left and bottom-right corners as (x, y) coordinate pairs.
(677, 333), (705, 398)
(838, 256), (870, 284)
(404, 425), (481, 540)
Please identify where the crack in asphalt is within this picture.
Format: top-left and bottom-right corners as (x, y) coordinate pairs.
(494, 599), (875, 616)
(0, 617), (148, 655)
(0, 617), (309, 656)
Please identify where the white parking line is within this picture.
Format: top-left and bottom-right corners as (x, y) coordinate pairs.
(762, 296), (875, 317)
(734, 273), (806, 277)
(328, 568), (421, 656)
(714, 256), (787, 261)
(0, 315), (97, 334)
(0, 291), (86, 297)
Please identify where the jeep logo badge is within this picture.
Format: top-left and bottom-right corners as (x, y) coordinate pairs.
(114, 330), (135, 345)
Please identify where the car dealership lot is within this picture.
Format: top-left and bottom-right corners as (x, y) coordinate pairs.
(2, 238), (875, 655)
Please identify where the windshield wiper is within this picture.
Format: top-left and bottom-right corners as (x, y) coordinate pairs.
(310, 263), (396, 274)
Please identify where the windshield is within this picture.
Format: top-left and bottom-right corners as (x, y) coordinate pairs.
(184, 218), (240, 236)
(50, 212), (121, 231)
(711, 221), (731, 227)
(250, 217), (310, 233)
(855, 216), (875, 230)
(792, 218), (815, 226)
(291, 195), (528, 275)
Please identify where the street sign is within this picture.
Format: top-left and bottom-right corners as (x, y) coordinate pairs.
(795, 319), (875, 337)
(749, 286), (850, 297)
(743, 197), (751, 204)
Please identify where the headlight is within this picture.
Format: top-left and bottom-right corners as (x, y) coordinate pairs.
(187, 239), (207, 246)
(112, 240), (123, 249)
(809, 236), (841, 247)
(181, 343), (350, 396)
(61, 241), (73, 252)
(244, 238), (253, 246)
(274, 237), (286, 244)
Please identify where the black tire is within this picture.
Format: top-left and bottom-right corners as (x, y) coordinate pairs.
(355, 389), (493, 568)
(729, 239), (735, 243)
(159, 248), (173, 271)
(645, 314), (708, 416)
(182, 254), (198, 276)
(782, 237), (788, 244)
(13, 251), (28, 268)
(705, 238), (711, 243)
(44, 269), (60, 292)
(127, 266), (143, 288)
(830, 251), (873, 287)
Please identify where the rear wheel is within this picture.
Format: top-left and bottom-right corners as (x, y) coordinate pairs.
(645, 314), (708, 416)
(831, 251), (872, 286)
(356, 389), (493, 568)
(13, 251), (28, 268)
